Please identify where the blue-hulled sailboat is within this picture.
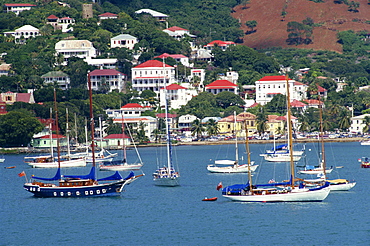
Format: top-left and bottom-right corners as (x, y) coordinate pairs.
(23, 79), (143, 198)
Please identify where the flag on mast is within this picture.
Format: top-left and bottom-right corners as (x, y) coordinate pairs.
(216, 182), (223, 190)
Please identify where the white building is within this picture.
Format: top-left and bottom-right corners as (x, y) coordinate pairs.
(204, 40), (235, 51)
(4, 25), (40, 44)
(46, 15), (75, 33)
(88, 69), (125, 92)
(163, 26), (196, 40)
(159, 84), (198, 110)
(55, 40), (97, 65)
(154, 53), (190, 67)
(350, 114), (370, 134)
(4, 3), (36, 15)
(188, 69), (205, 84)
(41, 71), (70, 90)
(135, 9), (168, 21)
(131, 59), (175, 96)
(85, 58), (118, 69)
(110, 34), (138, 49)
(255, 75), (307, 105)
(205, 80), (238, 95)
(178, 114), (198, 136)
(98, 12), (118, 20)
(219, 71), (239, 84)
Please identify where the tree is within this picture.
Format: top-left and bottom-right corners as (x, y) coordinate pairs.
(0, 110), (44, 147)
(205, 119), (219, 137)
(191, 119), (204, 139)
(286, 21), (313, 45)
(245, 20), (257, 34)
(216, 91), (245, 109)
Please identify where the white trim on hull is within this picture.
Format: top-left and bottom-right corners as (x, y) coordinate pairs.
(207, 164), (258, 173)
(99, 163), (143, 171)
(298, 168), (333, 174)
(223, 187), (330, 202)
(264, 154), (302, 162)
(29, 158), (87, 168)
(153, 177), (180, 187)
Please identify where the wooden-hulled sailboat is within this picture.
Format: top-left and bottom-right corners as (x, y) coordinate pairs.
(207, 112), (258, 173)
(23, 80), (143, 198)
(301, 96), (356, 191)
(221, 75), (330, 202)
(99, 116), (143, 171)
(153, 69), (180, 186)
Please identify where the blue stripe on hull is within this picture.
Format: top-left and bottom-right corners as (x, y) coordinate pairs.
(24, 181), (126, 198)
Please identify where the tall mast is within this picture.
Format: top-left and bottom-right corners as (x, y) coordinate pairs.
(234, 111), (238, 164)
(49, 108), (54, 160)
(285, 74), (295, 187)
(245, 120), (253, 192)
(88, 74), (96, 174)
(66, 108), (70, 157)
(53, 89), (61, 170)
(318, 95), (326, 178)
(121, 115), (127, 163)
(74, 112), (78, 147)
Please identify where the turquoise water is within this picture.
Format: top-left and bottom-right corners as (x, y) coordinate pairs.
(0, 142), (368, 245)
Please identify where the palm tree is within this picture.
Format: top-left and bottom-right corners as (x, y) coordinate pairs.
(191, 119), (204, 139)
(206, 119), (219, 137)
(255, 108), (267, 136)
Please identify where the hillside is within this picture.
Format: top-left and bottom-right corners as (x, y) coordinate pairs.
(232, 0), (370, 52)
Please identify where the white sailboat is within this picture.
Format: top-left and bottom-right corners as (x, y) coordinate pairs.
(99, 116), (143, 171)
(221, 75), (330, 202)
(207, 112), (258, 173)
(153, 67), (180, 187)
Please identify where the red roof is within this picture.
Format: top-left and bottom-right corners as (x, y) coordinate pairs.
(165, 84), (186, 90)
(38, 134), (65, 139)
(206, 40), (235, 46)
(60, 17), (73, 20)
(134, 60), (172, 68)
(89, 69), (124, 76)
(47, 15), (58, 19)
(258, 75), (289, 81)
(249, 102), (259, 108)
(104, 134), (130, 139)
(304, 99), (323, 105)
(16, 93), (32, 103)
(98, 12), (118, 17)
(156, 113), (177, 118)
(155, 53), (187, 59)
(206, 80), (237, 89)
(165, 26), (188, 32)
(291, 99), (307, 108)
(121, 103), (143, 109)
(5, 3), (36, 7)
(317, 85), (327, 92)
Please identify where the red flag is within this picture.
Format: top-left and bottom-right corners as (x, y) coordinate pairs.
(18, 171), (26, 177)
(216, 182), (223, 191)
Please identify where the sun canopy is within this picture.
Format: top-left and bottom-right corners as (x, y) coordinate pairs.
(32, 168), (61, 181)
(64, 166), (96, 180)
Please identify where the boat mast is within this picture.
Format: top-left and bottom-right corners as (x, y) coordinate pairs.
(49, 108), (54, 161)
(53, 89), (61, 170)
(285, 74), (295, 188)
(66, 108), (70, 157)
(234, 111), (239, 164)
(88, 74), (96, 176)
(318, 95), (327, 178)
(74, 112), (78, 147)
(121, 114), (127, 163)
(163, 58), (172, 170)
(245, 120), (253, 192)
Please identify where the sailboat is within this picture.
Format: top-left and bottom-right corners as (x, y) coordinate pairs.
(300, 97), (356, 191)
(221, 75), (330, 202)
(26, 108), (86, 168)
(23, 80), (143, 198)
(207, 112), (258, 173)
(99, 116), (143, 171)
(153, 69), (180, 186)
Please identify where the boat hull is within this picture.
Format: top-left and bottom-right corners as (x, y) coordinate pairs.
(153, 177), (180, 187)
(28, 158), (87, 168)
(207, 164), (258, 173)
(99, 164), (143, 171)
(222, 187), (330, 202)
(264, 154), (302, 162)
(298, 168), (333, 174)
(23, 179), (133, 198)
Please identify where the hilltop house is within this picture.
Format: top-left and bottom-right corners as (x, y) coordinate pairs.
(4, 25), (40, 44)
(0, 91), (35, 104)
(204, 40), (235, 51)
(154, 53), (190, 67)
(88, 69), (125, 92)
(205, 80), (238, 95)
(110, 34), (138, 49)
(255, 75), (307, 105)
(55, 40), (97, 65)
(0, 63), (11, 76)
(163, 26), (196, 41)
(98, 12), (118, 20)
(41, 71), (70, 90)
(46, 15), (75, 33)
(4, 3), (36, 15)
(135, 9), (168, 21)
(131, 60), (175, 96)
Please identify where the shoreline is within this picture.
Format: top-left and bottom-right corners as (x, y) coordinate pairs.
(0, 137), (364, 154)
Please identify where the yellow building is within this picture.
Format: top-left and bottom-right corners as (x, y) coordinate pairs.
(217, 112), (257, 137)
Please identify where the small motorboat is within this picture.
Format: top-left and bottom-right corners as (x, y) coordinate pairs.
(202, 197), (217, 201)
(5, 166), (16, 169)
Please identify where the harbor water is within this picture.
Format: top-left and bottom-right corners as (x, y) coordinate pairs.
(0, 141), (368, 245)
